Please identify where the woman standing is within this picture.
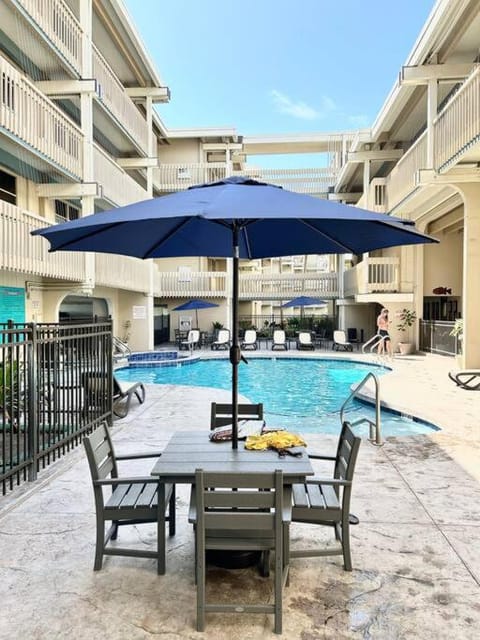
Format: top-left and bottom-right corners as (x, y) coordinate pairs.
(376, 308), (392, 356)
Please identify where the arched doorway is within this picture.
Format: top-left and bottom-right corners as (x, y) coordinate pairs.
(59, 295), (109, 322)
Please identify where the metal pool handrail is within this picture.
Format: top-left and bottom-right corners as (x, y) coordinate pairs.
(340, 372), (383, 446)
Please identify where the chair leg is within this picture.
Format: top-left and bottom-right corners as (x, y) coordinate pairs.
(341, 513), (352, 571)
(168, 485), (176, 536)
(196, 547), (206, 631)
(94, 517), (105, 571)
(157, 484), (166, 575)
(274, 536), (283, 634)
(111, 520), (119, 540)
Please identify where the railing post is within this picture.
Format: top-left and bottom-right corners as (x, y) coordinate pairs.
(27, 322), (38, 481)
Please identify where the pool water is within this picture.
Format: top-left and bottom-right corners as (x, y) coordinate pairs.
(116, 357), (439, 437)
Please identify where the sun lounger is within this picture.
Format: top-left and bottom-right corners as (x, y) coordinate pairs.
(448, 369), (480, 390)
(241, 329), (257, 350)
(332, 330), (353, 352)
(296, 332), (315, 350)
(271, 329), (288, 350)
(211, 328), (230, 350)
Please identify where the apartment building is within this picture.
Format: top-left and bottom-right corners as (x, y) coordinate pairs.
(1, 0), (479, 366)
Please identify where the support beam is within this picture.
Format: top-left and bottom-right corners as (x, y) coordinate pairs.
(117, 157), (158, 168)
(36, 183), (99, 198)
(126, 87), (170, 102)
(347, 149), (404, 163)
(400, 63), (476, 85)
(328, 192), (360, 203)
(418, 168), (480, 185)
(202, 143), (244, 151)
(35, 79), (97, 96)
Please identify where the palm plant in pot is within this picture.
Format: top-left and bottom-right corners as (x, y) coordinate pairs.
(396, 308), (417, 355)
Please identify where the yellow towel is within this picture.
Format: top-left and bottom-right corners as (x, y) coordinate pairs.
(245, 431), (306, 451)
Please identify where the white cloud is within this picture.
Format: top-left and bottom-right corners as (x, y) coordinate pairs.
(271, 89), (334, 120)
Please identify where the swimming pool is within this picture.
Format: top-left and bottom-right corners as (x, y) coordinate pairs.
(116, 357), (439, 437)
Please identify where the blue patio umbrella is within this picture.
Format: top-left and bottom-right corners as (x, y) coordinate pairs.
(281, 296), (327, 309)
(172, 299), (219, 328)
(32, 176), (438, 448)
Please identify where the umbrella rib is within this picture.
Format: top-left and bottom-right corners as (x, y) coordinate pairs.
(142, 217), (195, 259)
(300, 219), (354, 253)
(48, 222), (122, 251)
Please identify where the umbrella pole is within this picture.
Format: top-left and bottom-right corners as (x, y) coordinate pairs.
(230, 226), (241, 449)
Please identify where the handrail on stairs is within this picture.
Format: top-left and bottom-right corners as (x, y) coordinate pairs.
(362, 333), (386, 355)
(340, 372), (383, 446)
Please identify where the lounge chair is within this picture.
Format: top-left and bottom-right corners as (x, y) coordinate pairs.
(82, 372), (145, 419)
(113, 374), (146, 417)
(241, 329), (257, 350)
(180, 329), (200, 351)
(332, 330), (353, 352)
(448, 369), (480, 390)
(271, 329), (288, 350)
(211, 328), (230, 350)
(296, 331), (314, 350)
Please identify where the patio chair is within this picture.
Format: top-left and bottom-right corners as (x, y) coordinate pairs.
(191, 468), (289, 634)
(290, 421), (361, 571)
(210, 401), (264, 429)
(296, 331), (315, 350)
(210, 328), (231, 350)
(241, 329), (258, 350)
(448, 369), (480, 390)
(82, 373), (146, 420)
(272, 329), (288, 350)
(83, 423), (176, 574)
(113, 374), (146, 417)
(179, 329), (200, 351)
(332, 330), (353, 352)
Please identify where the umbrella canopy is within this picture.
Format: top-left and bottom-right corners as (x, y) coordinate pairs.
(281, 296), (327, 309)
(33, 176), (438, 448)
(172, 299), (219, 328)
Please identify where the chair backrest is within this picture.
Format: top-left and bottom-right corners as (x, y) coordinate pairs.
(215, 329), (230, 343)
(84, 423), (118, 480)
(195, 469), (283, 539)
(333, 330), (349, 344)
(243, 329), (257, 344)
(347, 328), (358, 342)
(273, 329), (286, 344)
(187, 329), (200, 343)
(333, 421), (361, 509)
(298, 332), (312, 344)
(210, 402), (264, 429)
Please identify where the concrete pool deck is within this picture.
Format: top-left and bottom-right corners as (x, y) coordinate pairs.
(0, 350), (479, 639)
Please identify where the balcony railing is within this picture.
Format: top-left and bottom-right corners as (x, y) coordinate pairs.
(384, 132), (427, 211)
(232, 167), (337, 194)
(0, 55), (83, 178)
(95, 254), (152, 293)
(154, 163), (228, 192)
(93, 46), (148, 154)
(94, 145), (148, 207)
(1, 201), (86, 280)
(434, 65), (480, 172)
(343, 258), (400, 297)
(154, 271), (228, 297)
(17, 0), (82, 74)
(239, 272), (338, 300)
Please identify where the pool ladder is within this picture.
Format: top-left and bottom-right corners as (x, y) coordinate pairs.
(340, 372), (383, 446)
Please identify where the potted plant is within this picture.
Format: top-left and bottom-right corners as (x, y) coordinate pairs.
(449, 318), (463, 364)
(396, 308), (417, 355)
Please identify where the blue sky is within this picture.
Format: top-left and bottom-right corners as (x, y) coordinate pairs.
(124, 0), (435, 167)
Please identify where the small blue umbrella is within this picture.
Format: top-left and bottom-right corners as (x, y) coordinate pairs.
(172, 299), (219, 328)
(32, 176), (438, 448)
(282, 296), (327, 309)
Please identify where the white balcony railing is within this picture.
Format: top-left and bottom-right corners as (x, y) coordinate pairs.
(434, 65), (480, 171)
(343, 258), (400, 297)
(384, 131), (427, 211)
(95, 254), (152, 293)
(232, 167), (337, 194)
(154, 163), (228, 192)
(0, 201), (86, 280)
(239, 272), (338, 300)
(93, 46), (148, 154)
(0, 55), (83, 178)
(154, 271), (228, 297)
(94, 145), (148, 207)
(17, 0), (82, 73)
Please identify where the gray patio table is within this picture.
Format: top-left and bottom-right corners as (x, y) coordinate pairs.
(151, 430), (314, 572)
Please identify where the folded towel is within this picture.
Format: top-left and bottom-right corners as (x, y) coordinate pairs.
(245, 431), (306, 451)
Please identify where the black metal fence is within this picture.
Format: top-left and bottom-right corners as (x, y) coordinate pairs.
(419, 320), (457, 356)
(1, 320), (113, 495)
(239, 314), (336, 337)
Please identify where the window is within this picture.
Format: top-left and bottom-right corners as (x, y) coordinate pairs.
(54, 200), (80, 222)
(0, 168), (16, 205)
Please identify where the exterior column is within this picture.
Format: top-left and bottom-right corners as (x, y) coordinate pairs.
(79, 0), (95, 290)
(146, 96), (154, 197)
(453, 183), (480, 368)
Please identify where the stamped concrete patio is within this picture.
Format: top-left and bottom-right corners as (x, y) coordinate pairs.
(0, 351), (479, 639)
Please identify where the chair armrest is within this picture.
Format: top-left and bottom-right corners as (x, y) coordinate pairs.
(282, 486), (292, 523)
(305, 477), (352, 487)
(94, 476), (160, 486)
(115, 451), (162, 460)
(307, 454), (336, 461)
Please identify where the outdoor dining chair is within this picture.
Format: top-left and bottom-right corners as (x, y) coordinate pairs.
(192, 468), (289, 634)
(83, 424), (176, 574)
(290, 421), (361, 570)
(210, 401), (264, 429)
